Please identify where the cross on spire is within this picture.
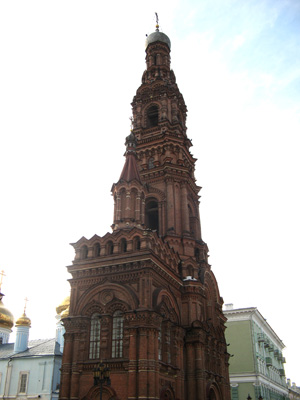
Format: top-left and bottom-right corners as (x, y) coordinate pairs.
(0, 270), (6, 292)
(24, 297), (29, 313)
(155, 12), (159, 31)
(129, 116), (134, 131)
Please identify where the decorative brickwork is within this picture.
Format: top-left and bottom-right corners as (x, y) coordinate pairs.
(59, 26), (230, 400)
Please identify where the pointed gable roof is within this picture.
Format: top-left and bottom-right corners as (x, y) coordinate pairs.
(119, 151), (142, 183)
(118, 132), (141, 184)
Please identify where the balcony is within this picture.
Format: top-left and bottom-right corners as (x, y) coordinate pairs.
(258, 333), (265, 342)
(279, 369), (285, 376)
(266, 357), (273, 366)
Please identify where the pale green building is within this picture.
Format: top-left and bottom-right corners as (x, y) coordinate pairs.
(224, 305), (288, 400)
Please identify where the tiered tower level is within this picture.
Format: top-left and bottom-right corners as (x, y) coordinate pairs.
(59, 27), (230, 400)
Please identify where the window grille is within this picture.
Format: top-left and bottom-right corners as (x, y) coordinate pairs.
(19, 373), (28, 394)
(89, 314), (101, 359)
(112, 311), (123, 358)
(158, 324), (162, 361)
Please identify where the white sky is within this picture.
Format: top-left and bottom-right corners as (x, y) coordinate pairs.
(1, 0), (299, 383)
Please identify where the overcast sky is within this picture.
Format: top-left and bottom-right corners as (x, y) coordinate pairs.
(0, 0), (299, 383)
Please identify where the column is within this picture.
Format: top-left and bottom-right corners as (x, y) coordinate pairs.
(138, 327), (148, 399)
(180, 182), (189, 235)
(125, 190), (131, 219)
(186, 342), (196, 400)
(166, 179), (175, 232)
(116, 193), (121, 221)
(128, 327), (138, 400)
(135, 194), (141, 222)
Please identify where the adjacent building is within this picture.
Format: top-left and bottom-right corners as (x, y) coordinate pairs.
(224, 305), (289, 400)
(0, 292), (63, 400)
(59, 23), (231, 400)
(287, 380), (300, 400)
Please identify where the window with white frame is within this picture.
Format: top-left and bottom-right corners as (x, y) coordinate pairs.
(19, 372), (29, 394)
(89, 314), (101, 359)
(112, 310), (123, 358)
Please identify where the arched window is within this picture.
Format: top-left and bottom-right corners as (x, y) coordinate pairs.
(94, 243), (100, 257)
(165, 324), (171, 364)
(89, 314), (101, 359)
(188, 205), (196, 236)
(158, 322), (162, 361)
(120, 238), (127, 253)
(81, 245), (88, 259)
(133, 236), (141, 251)
(187, 265), (193, 278)
(107, 241), (114, 255)
(195, 248), (200, 262)
(145, 199), (159, 231)
(112, 311), (123, 358)
(147, 105), (159, 128)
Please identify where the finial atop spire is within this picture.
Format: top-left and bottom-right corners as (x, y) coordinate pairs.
(0, 270), (6, 293)
(24, 297), (29, 314)
(155, 12), (159, 31)
(129, 116), (134, 132)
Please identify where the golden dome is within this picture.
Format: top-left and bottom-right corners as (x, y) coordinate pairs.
(0, 297), (14, 329)
(56, 296), (70, 315)
(61, 306), (69, 319)
(15, 311), (31, 327)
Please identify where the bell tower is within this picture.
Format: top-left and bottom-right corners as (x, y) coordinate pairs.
(131, 25), (203, 263)
(59, 21), (230, 400)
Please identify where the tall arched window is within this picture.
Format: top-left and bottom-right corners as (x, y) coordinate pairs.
(112, 310), (123, 358)
(120, 238), (127, 253)
(188, 205), (196, 236)
(145, 198), (159, 231)
(147, 105), (159, 127)
(165, 324), (171, 364)
(133, 236), (141, 251)
(89, 314), (101, 359)
(107, 241), (114, 255)
(158, 322), (162, 361)
(187, 265), (193, 278)
(81, 245), (88, 259)
(94, 243), (100, 257)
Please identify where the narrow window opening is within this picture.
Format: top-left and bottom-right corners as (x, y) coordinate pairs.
(81, 245), (88, 259)
(19, 374), (28, 394)
(107, 241), (114, 255)
(133, 237), (141, 251)
(120, 239), (127, 253)
(89, 314), (101, 359)
(94, 243), (100, 257)
(158, 322), (162, 361)
(112, 311), (123, 358)
(145, 200), (159, 231)
(147, 105), (159, 128)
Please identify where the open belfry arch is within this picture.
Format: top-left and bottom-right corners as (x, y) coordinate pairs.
(59, 20), (230, 400)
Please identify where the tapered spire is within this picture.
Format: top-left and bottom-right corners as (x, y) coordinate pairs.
(118, 132), (141, 184)
(111, 131), (145, 231)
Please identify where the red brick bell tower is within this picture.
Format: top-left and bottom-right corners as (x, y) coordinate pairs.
(59, 22), (231, 400)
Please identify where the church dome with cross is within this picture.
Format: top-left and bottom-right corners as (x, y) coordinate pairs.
(15, 311), (31, 327)
(145, 14), (171, 50)
(0, 292), (14, 343)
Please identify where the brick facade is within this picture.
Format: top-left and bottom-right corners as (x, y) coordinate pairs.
(59, 26), (231, 400)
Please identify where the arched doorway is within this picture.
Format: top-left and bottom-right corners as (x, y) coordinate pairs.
(207, 383), (222, 400)
(160, 386), (175, 400)
(84, 385), (118, 400)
